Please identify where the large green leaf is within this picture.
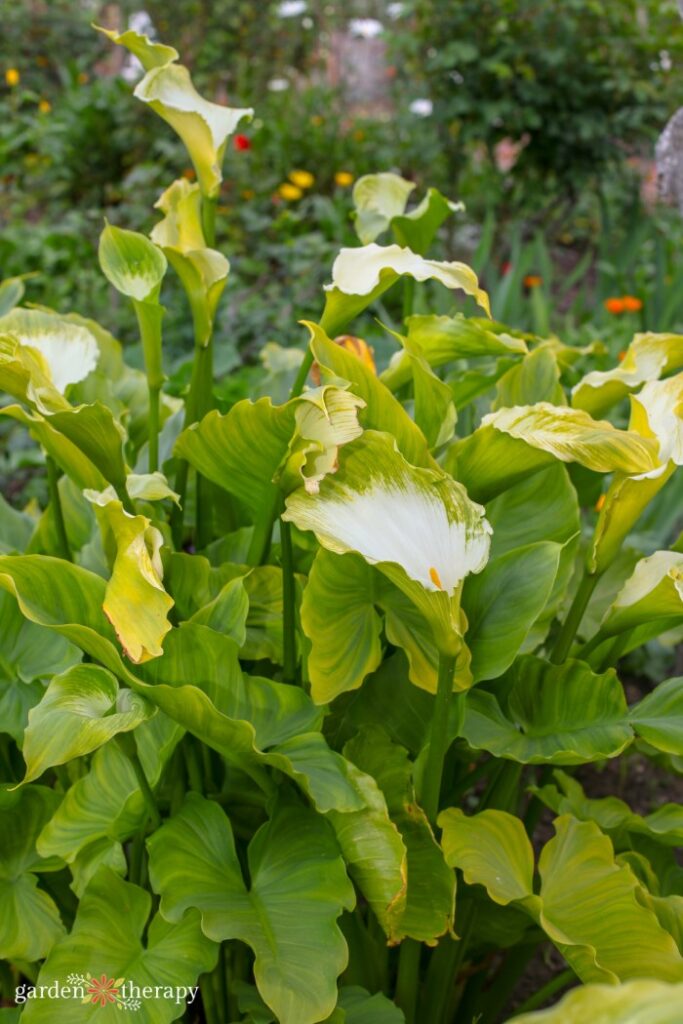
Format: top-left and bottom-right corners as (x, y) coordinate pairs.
(337, 986), (406, 1023)
(439, 808), (535, 907)
(440, 809), (683, 983)
(451, 403), (659, 503)
(462, 542), (562, 681)
(531, 769), (683, 848)
(21, 663), (154, 783)
(320, 243), (490, 338)
(175, 386), (364, 521)
(148, 794), (355, 1024)
(0, 786), (65, 961)
(462, 656), (633, 764)
(0, 588), (80, 742)
(0, 490), (34, 554)
(628, 676), (683, 755)
(508, 979), (683, 1024)
(347, 727), (455, 942)
(493, 344), (565, 409)
(302, 550), (383, 704)
(22, 868), (217, 1024)
(538, 816), (683, 983)
(0, 555), (382, 816)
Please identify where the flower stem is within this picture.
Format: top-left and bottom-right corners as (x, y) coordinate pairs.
(148, 384), (160, 473)
(280, 516), (297, 683)
(201, 196), (217, 248)
(420, 651), (457, 824)
(46, 456), (71, 561)
(395, 940), (421, 1024)
(128, 745), (161, 831)
(172, 336), (214, 548)
(550, 570), (599, 664)
(291, 348), (314, 399)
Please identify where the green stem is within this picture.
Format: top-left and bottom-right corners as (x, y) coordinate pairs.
(420, 652), (457, 823)
(395, 940), (421, 1024)
(509, 967), (574, 1018)
(46, 456), (71, 561)
(129, 747), (161, 831)
(280, 516), (297, 683)
(291, 348), (314, 398)
(550, 571), (599, 664)
(201, 196), (217, 248)
(199, 974), (220, 1024)
(173, 338), (214, 547)
(148, 383), (160, 474)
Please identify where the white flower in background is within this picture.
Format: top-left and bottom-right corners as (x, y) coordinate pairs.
(349, 18), (384, 39)
(277, 0), (307, 16)
(387, 3), (405, 19)
(302, 16), (314, 28)
(661, 50), (673, 72)
(409, 98), (433, 117)
(120, 11), (157, 82)
(268, 77), (290, 92)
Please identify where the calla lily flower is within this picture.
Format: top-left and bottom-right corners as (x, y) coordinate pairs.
(85, 490), (174, 663)
(352, 172), (463, 254)
(320, 242), (490, 338)
(598, 550), (683, 640)
(591, 374), (683, 574)
(0, 308), (99, 396)
(97, 24), (253, 199)
(284, 430), (492, 653)
(151, 178), (229, 346)
(134, 65), (253, 198)
(572, 332), (683, 418)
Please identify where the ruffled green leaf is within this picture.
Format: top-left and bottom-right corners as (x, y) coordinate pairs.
(508, 980), (683, 1024)
(148, 795), (355, 1024)
(175, 385), (364, 521)
(452, 403), (659, 503)
(493, 344), (565, 409)
(21, 663), (154, 784)
(0, 786), (65, 962)
(347, 727), (455, 943)
(21, 868), (217, 1024)
(439, 807), (535, 906)
(320, 243), (490, 338)
(572, 331), (683, 418)
(462, 656), (633, 764)
(462, 542), (562, 682)
(392, 188), (463, 256)
(381, 314), (527, 391)
(302, 550), (383, 704)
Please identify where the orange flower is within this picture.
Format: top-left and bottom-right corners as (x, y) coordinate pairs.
(595, 494), (606, 512)
(77, 71), (89, 85)
(604, 297), (625, 315)
(523, 274), (542, 288)
(622, 295), (643, 312)
(617, 350), (626, 362)
(182, 168), (196, 181)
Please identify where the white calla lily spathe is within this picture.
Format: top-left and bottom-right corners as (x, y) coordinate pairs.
(284, 430), (492, 653)
(572, 332), (683, 417)
(0, 308), (99, 395)
(591, 373), (683, 574)
(97, 24), (253, 199)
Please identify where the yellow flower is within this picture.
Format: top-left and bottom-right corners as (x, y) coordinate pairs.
(77, 71), (89, 85)
(278, 182), (303, 201)
(334, 171), (354, 187)
(5, 68), (20, 88)
(288, 169), (315, 189)
(38, 99), (51, 114)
